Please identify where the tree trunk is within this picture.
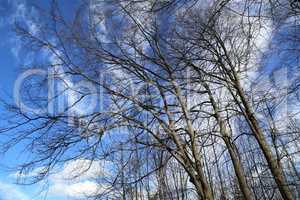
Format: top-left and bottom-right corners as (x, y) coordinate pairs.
(224, 137), (253, 200)
(234, 78), (293, 200)
(204, 82), (253, 200)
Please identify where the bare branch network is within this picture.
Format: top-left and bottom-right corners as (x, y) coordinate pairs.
(1, 0), (300, 199)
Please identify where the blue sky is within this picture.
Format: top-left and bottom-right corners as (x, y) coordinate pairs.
(0, 0), (41, 197)
(0, 1), (96, 200)
(0, 0), (26, 190)
(0, 1), (299, 200)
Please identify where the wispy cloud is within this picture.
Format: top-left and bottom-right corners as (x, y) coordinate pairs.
(3, 0), (39, 59)
(0, 181), (29, 200)
(12, 159), (111, 199)
(48, 159), (111, 198)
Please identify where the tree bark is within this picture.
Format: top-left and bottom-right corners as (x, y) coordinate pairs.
(233, 78), (293, 200)
(204, 82), (253, 200)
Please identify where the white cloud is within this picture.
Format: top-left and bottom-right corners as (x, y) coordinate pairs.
(7, 0), (39, 58)
(49, 180), (109, 199)
(50, 159), (111, 182)
(0, 181), (29, 200)
(47, 159), (111, 199)
(11, 159), (112, 199)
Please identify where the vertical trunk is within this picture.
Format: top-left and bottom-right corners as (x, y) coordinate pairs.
(204, 83), (253, 200)
(184, 161), (213, 200)
(191, 145), (214, 200)
(212, 144), (228, 200)
(223, 137), (253, 200)
(234, 79), (293, 200)
(193, 177), (214, 200)
(212, 26), (293, 198)
(203, 147), (215, 198)
(171, 80), (213, 200)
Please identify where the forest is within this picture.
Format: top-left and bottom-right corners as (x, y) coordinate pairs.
(1, 0), (300, 199)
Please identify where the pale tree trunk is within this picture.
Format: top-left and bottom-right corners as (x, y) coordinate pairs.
(211, 33), (294, 198)
(180, 156), (213, 200)
(170, 80), (214, 200)
(212, 143), (228, 200)
(223, 137), (253, 200)
(204, 83), (253, 200)
(232, 77), (294, 200)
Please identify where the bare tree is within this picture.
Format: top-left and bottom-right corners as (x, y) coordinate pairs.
(1, 0), (300, 199)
